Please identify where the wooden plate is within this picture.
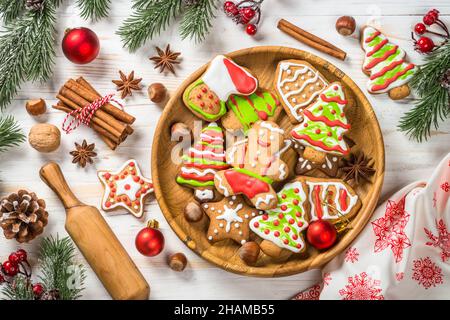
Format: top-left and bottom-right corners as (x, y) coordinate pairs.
(151, 46), (385, 277)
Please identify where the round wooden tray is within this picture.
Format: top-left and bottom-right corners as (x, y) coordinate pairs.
(152, 46), (385, 277)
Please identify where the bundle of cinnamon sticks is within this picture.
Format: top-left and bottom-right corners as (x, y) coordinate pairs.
(53, 77), (135, 150)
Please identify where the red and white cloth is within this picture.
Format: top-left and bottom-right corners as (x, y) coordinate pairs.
(293, 153), (450, 300)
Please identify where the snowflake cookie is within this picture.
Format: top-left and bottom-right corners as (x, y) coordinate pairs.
(97, 159), (154, 218)
(202, 195), (261, 245)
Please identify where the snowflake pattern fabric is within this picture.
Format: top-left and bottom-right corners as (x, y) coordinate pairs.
(344, 247), (359, 263)
(338, 272), (384, 300)
(424, 219), (450, 262)
(371, 197), (411, 263)
(412, 257), (443, 289)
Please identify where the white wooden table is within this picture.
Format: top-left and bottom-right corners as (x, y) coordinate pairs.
(0, 0), (449, 300)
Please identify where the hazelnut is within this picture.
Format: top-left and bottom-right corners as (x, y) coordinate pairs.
(171, 122), (191, 142)
(168, 252), (188, 272)
(335, 16), (356, 36)
(26, 99), (47, 116)
(148, 83), (167, 103)
(28, 124), (60, 153)
(184, 202), (203, 223)
(238, 241), (260, 266)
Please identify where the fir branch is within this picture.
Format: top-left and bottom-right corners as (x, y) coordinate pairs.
(0, 0), (25, 24)
(38, 236), (86, 300)
(180, 0), (218, 43)
(76, 0), (111, 21)
(399, 42), (450, 141)
(1, 276), (35, 300)
(117, 0), (183, 52)
(0, 115), (25, 153)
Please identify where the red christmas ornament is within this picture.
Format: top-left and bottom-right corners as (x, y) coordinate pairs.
(135, 220), (165, 257)
(306, 220), (337, 250)
(32, 283), (44, 297)
(16, 249), (27, 262)
(224, 1), (239, 16)
(62, 27), (100, 64)
(246, 24), (257, 35)
(414, 23), (426, 35)
(2, 261), (19, 276)
(415, 36), (435, 53)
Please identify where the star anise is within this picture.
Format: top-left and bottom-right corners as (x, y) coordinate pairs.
(341, 152), (376, 185)
(149, 44), (181, 75)
(70, 140), (97, 168)
(112, 70), (142, 99)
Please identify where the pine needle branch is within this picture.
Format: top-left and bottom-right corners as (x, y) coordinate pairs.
(1, 276), (35, 300)
(180, 0), (218, 43)
(117, 0), (183, 52)
(0, 115), (25, 153)
(76, 0), (111, 21)
(0, 0), (25, 24)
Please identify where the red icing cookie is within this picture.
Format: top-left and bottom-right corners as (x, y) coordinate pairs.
(98, 159), (154, 218)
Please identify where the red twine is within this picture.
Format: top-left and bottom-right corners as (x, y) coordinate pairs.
(61, 93), (124, 134)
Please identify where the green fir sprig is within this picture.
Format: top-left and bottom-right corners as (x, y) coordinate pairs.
(76, 0), (111, 21)
(180, 0), (218, 43)
(399, 42), (450, 142)
(0, 115), (25, 153)
(0, 0), (25, 24)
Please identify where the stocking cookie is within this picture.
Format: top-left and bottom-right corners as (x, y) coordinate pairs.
(98, 159), (154, 218)
(250, 180), (310, 256)
(274, 60), (328, 123)
(202, 195), (259, 245)
(222, 89), (282, 134)
(176, 122), (230, 202)
(214, 121), (290, 210)
(293, 142), (340, 177)
(183, 55), (258, 121)
(361, 26), (417, 100)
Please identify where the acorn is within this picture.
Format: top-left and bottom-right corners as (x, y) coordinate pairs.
(336, 16), (356, 36)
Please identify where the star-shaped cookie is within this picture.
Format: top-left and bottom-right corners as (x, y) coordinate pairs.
(202, 195), (263, 245)
(97, 159), (154, 218)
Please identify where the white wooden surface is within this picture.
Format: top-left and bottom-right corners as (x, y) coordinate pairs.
(0, 0), (449, 300)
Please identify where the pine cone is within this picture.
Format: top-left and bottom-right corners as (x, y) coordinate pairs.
(39, 289), (60, 300)
(0, 190), (48, 243)
(25, 0), (44, 11)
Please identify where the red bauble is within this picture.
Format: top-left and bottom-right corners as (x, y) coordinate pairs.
(246, 24), (258, 36)
(135, 220), (165, 257)
(16, 249), (27, 262)
(416, 36), (435, 53)
(62, 27), (100, 64)
(32, 283), (44, 297)
(224, 1), (238, 16)
(414, 23), (426, 35)
(2, 261), (18, 276)
(306, 220), (337, 250)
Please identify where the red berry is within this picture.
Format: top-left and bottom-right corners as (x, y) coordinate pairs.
(224, 1), (238, 16)
(32, 283), (44, 297)
(246, 24), (258, 36)
(428, 9), (439, 20)
(423, 14), (435, 26)
(242, 7), (256, 20)
(16, 249), (27, 262)
(8, 253), (20, 264)
(2, 261), (18, 277)
(414, 23), (426, 35)
(416, 36), (435, 53)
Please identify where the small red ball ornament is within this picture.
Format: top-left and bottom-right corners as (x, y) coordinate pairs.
(32, 283), (44, 297)
(62, 27), (100, 64)
(15, 249), (27, 262)
(306, 220), (337, 250)
(246, 24), (257, 36)
(423, 14), (436, 26)
(135, 220), (165, 257)
(416, 36), (435, 53)
(2, 261), (19, 276)
(414, 23), (426, 35)
(242, 7), (256, 21)
(8, 253), (20, 264)
(224, 1), (238, 16)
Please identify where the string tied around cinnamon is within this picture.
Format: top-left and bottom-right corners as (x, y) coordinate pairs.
(62, 93), (124, 134)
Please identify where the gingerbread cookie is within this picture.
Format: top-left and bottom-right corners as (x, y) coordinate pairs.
(250, 180), (310, 254)
(183, 55), (258, 122)
(202, 195), (259, 245)
(222, 89), (283, 134)
(98, 159), (154, 218)
(214, 121), (290, 210)
(361, 26), (417, 100)
(176, 122), (230, 202)
(274, 60), (328, 123)
(293, 142), (340, 177)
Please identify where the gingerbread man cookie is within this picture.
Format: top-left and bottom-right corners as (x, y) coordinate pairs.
(98, 159), (154, 218)
(214, 121), (290, 210)
(202, 195), (260, 245)
(183, 55), (258, 122)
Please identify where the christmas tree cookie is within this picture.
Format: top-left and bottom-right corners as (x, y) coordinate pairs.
(290, 82), (351, 166)
(250, 181), (310, 256)
(183, 55), (258, 121)
(361, 26), (417, 100)
(176, 122), (230, 202)
(222, 89), (283, 134)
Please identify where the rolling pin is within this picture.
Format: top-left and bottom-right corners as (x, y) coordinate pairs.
(40, 162), (150, 300)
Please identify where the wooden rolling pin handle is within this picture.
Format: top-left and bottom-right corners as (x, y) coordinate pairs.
(39, 162), (83, 209)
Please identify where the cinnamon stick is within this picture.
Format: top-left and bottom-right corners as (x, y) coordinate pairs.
(277, 19), (347, 61)
(66, 79), (136, 125)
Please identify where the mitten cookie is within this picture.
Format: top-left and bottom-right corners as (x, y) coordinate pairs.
(214, 121), (290, 210)
(97, 159), (154, 218)
(274, 60), (328, 123)
(250, 180), (310, 257)
(222, 89), (282, 134)
(183, 55), (258, 121)
(176, 122), (230, 202)
(361, 26), (417, 100)
(290, 82), (351, 169)
(202, 195), (259, 245)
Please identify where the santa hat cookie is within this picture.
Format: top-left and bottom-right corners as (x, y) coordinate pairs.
(97, 159), (154, 218)
(183, 55), (258, 122)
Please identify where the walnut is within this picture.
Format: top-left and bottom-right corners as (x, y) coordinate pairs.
(28, 124), (61, 153)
